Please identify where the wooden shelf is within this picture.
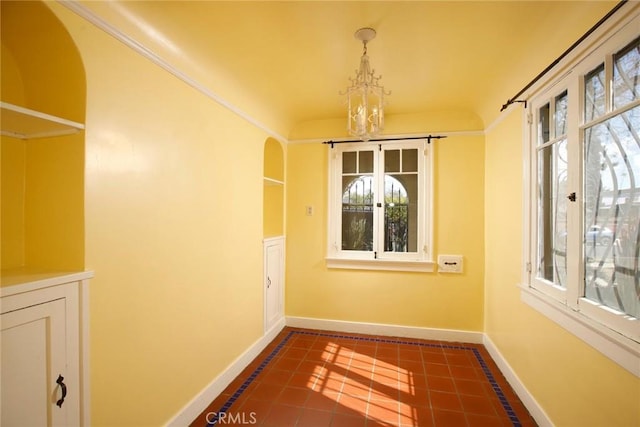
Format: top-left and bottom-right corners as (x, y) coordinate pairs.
(264, 177), (284, 186)
(1, 101), (84, 140)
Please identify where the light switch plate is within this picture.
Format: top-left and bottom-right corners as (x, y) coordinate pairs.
(438, 255), (463, 273)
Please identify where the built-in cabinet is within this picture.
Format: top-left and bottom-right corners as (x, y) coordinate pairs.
(1, 271), (92, 427)
(263, 138), (285, 332)
(263, 237), (285, 332)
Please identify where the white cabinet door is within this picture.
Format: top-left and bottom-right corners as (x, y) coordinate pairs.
(1, 298), (68, 426)
(264, 237), (284, 332)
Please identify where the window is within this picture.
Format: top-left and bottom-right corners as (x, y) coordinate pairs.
(327, 140), (433, 271)
(524, 9), (639, 376)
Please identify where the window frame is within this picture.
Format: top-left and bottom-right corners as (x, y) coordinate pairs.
(326, 139), (434, 272)
(522, 5), (640, 377)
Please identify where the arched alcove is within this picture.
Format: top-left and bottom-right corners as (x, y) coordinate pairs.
(263, 138), (284, 237)
(1, 0), (87, 272)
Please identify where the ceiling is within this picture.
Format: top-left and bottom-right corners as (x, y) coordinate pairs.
(75, 1), (618, 136)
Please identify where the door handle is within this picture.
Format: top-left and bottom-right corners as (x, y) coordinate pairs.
(55, 375), (67, 408)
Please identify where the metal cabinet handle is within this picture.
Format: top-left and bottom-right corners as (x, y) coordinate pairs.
(267, 277), (271, 288)
(56, 375), (67, 408)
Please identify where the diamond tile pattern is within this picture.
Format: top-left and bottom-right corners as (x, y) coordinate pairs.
(191, 328), (537, 426)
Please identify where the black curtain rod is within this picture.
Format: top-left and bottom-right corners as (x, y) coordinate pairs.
(323, 135), (447, 147)
(500, 0), (628, 112)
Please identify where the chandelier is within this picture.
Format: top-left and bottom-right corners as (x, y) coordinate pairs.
(343, 27), (390, 141)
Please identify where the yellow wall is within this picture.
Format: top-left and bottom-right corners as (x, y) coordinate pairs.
(1, 136), (26, 268)
(286, 131), (485, 331)
(46, 3), (270, 425)
(1, 1), (85, 273)
(484, 109), (639, 426)
(23, 134), (85, 270)
(263, 183), (284, 237)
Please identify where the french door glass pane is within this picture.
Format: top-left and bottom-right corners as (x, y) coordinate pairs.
(555, 91), (568, 136)
(584, 105), (640, 318)
(403, 149), (418, 172)
(343, 151), (357, 173)
(342, 150), (374, 251)
(537, 139), (568, 286)
(539, 103), (550, 144)
(384, 148), (418, 253)
(384, 149), (400, 172)
(359, 151), (374, 173)
(585, 64), (606, 122)
(384, 174), (417, 252)
(613, 37), (639, 109)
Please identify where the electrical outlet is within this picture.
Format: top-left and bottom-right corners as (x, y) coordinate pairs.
(305, 206), (314, 216)
(438, 255), (463, 273)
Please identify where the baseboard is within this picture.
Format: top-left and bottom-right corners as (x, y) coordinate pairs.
(165, 317), (286, 427)
(286, 316), (484, 344)
(482, 334), (553, 427)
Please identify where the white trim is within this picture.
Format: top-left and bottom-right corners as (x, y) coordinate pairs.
(165, 318), (285, 427)
(285, 316), (484, 344)
(325, 257), (435, 272)
(0, 270), (94, 297)
(59, 1), (288, 146)
(484, 104), (523, 135)
(482, 334), (553, 427)
(79, 278), (91, 427)
(520, 285), (640, 377)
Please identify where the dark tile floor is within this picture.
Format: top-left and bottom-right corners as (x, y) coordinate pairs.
(191, 328), (537, 426)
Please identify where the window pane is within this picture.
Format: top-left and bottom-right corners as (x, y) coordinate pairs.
(537, 139), (568, 287)
(583, 105), (640, 318)
(342, 175), (374, 251)
(585, 64), (606, 122)
(385, 149), (400, 172)
(402, 149), (418, 172)
(359, 151), (373, 173)
(539, 103), (550, 144)
(343, 151), (357, 174)
(613, 37), (640, 109)
(555, 91), (568, 137)
(385, 174), (417, 252)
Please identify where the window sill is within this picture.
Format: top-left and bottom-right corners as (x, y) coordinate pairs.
(325, 257), (435, 272)
(519, 284), (640, 377)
